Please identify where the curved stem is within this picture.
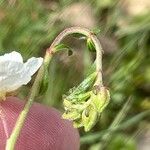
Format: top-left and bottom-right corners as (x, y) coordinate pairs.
(5, 57), (52, 150)
(47, 27), (103, 85)
(5, 27), (104, 149)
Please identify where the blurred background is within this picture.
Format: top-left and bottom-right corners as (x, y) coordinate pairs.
(0, 0), (150, 150)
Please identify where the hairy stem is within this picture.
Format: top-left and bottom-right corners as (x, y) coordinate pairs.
(6, 27), (103, 149)
(5, 55), (52, 150)
(47, 27), (103, 86)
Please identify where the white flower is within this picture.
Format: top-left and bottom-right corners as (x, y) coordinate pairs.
(0, 51), (43, 100)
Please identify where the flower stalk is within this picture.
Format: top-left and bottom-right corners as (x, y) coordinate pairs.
(5, 27), (109, 149)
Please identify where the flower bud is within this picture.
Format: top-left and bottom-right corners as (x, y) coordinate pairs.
(91, 86), (110, 113)
(82, 105), (98, 132)
(62, 109), (81, 121)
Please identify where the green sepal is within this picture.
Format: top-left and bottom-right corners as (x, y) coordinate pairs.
(68, 72), (97, 97)
(63, 99), (72, 108)
(62, 109), (81, 121)
(87, 38), (96, 52)
(66, 91), (91, 103)
(63, 99), (86, 112)
(91, 86), (110, 113)
(82, 105), (98, 132)
(54, 43), (73, 56)
(73, 119), (83, 128)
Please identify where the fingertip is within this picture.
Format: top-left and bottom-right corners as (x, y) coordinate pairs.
(0, 97), (80, 150)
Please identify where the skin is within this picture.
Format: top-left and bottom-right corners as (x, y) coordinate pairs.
(0, 97), (80, 150)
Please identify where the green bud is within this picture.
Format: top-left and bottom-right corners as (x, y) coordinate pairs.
(82, 105), (98, 132)
(62, 109), (81, 121)
(63, 99), (72, 108)
(91, 86), (110, 113)
(73, 119), (83, 128)
(62, 86), (110, 131)
(63, 99), (87, 112)
(66, 91), (91, 103)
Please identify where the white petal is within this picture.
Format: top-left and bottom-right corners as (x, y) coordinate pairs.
(24, 57), (43, 76)
(0, 61), (23, 77)
(0, 51), (23, 63)
(0, 57), (43, 92)
(0, 61), (24, 91)
(0, 52), (43, 93)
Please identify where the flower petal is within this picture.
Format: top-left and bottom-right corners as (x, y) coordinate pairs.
(0, 51), (23, 63)
(24, 57), (43, 76)
(0, 61), (24, 91)
(0, 51), (43, 93)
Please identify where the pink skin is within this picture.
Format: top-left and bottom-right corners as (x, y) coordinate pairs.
(0, 97), (80, 150)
